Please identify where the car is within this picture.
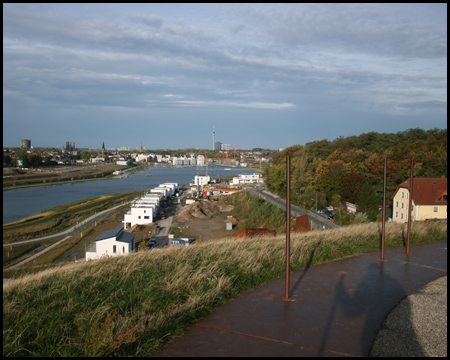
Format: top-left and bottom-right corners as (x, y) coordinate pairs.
(148, 240), (157, 249)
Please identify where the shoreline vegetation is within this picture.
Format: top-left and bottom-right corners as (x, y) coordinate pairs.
(3, 163), (151, 191)
(3, 191), (144, 270)
(3, 220), (447, 357)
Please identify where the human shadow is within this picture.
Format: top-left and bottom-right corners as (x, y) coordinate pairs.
(318, 262), (425, 356)
(289, 239), (323, 297)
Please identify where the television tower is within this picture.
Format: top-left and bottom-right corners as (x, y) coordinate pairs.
(212, 125), (215, 150)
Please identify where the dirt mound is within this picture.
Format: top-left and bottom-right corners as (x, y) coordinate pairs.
(175, 200), (234, 222)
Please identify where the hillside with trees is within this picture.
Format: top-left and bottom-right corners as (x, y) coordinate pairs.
(264, 128), (447, 224)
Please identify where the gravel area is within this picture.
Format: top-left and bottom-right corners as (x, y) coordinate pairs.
(370, 276), (447, 357)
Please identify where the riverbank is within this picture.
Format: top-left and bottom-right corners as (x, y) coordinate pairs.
(3, 163), (151, 191)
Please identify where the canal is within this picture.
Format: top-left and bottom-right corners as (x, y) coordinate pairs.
(3, 165), (257, 224)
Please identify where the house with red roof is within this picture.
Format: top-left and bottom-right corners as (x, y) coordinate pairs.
(392, 178), (447, 223)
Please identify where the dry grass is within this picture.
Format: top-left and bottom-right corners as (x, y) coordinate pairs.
(3, 220), (447, 357)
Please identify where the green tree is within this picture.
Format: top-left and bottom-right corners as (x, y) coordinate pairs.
(328, 160), (348, 196)
(357, 184), (379, 221)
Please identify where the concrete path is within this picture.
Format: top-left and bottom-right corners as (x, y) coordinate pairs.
(155, 241), (447, 357)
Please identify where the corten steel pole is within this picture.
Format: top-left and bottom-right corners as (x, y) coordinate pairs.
(380, 158), (387, 261)
(282, 156), (293, 301)
(406, 158), (414, 255)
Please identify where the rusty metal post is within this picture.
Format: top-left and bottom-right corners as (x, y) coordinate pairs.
(406, 159), (414, 255)
(282, 155), (293, 301)
(380, 158), (387, 261)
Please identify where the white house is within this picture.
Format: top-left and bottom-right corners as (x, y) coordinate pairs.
(123, 204), (155, 229)
(231, 173), (263, 185)
(91, 157), (105, 163)
(136, 154), (152, 162)
(159, 183), (178, 196)
(152, 187), (169, 197)
(86, 228), (135, 261)
(197, 155), (206, 166)
(194, 175), (210, 186)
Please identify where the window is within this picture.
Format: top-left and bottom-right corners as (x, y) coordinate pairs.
(401, 203), (404, 209)
(138, 216), (141, 219)
(401, 192), (404, 198)
(113, 245), (117, 254)
(401, 213), (403, 219)
(395, 211), (398, 218)
(433, 206), (439, 213)
(144, 210), (146, 213)
(123, 246), (125, 253)
(144, 216), (149, 219)
(396, 201), (399, 208)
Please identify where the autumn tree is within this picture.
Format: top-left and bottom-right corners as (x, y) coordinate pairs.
(342, 174), (366, 203)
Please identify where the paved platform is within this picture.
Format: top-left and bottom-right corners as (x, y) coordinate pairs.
(154, 241), (447, 357)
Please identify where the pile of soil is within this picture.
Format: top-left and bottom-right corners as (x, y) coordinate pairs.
(175, 200), (234, 222)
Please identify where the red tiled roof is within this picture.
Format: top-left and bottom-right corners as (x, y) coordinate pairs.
(393, 178), (447, 205)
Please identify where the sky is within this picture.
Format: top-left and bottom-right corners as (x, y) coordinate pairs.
(3, 3), (447, 150)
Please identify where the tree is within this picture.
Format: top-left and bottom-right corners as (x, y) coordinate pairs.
(357, 185), (379, 221)
(342, 174), (366, 203)
(328, 160), (348, 196)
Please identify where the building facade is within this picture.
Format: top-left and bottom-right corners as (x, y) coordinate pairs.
(392, 178), (447, 223)
(86, 227), (135, 261)
(231, 173), (263, 185)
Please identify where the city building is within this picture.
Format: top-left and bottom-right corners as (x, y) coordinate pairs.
(231, 173), (263, 185)
(194, 175), (210, 186)
(21, 139), (31, 149)
(85, 227), (135, 261)
(392, 178), (447, 223)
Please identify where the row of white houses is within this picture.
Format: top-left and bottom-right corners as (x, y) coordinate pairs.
(123, 183), (179, 229)
(85, 182), (179, 261)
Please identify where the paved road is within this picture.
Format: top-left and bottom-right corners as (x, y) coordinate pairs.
(153, 216), (174, 247)
(248, 187), (339, 230)
(3, 202), (132, 248)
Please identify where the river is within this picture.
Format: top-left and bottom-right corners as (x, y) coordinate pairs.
(3, 165), (258, 224)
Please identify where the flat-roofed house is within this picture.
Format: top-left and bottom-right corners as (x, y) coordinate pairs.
(392, 178), (447, 223)
(86, 228), (135, 261)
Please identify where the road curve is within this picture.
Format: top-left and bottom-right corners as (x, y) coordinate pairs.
(248, 187), (339, 230)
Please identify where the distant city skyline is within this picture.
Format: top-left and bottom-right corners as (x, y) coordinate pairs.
(3, 3), (447, 150)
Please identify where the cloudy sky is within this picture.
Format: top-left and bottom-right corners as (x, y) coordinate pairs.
(3, 3), (447, 150)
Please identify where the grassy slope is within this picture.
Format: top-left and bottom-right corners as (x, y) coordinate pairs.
(3, 220), (446, 357)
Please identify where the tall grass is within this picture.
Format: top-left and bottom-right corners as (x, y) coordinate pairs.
(3, 220), (446, 357)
